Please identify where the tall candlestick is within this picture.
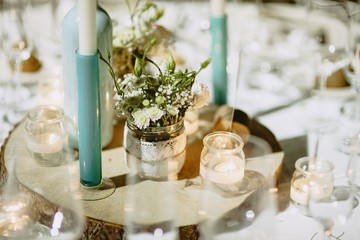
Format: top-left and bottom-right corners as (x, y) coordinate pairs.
(79, 0), (96, 55)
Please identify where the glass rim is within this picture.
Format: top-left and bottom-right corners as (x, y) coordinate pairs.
(295, 156), (334, 176)
(127, 118), (184, 133)
(27, 105), (64, 124)
(203, 131), (244, 154)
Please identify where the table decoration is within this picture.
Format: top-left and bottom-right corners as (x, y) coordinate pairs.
(0, 105), (284, 239)
(0, 144), (85, 239)
(210, 0), (228, 105)
(290, 157), (334, 213)
(305, 0), (349, 120)
(200, 131), (245, 188)
(200, 131), (274, 196)
(342, 4), (360, 124)
(24, 105), (67, 167)
(61, 0), (114, 149)
(124, 172), (179, 239)
(63, 0), (116, 200)
(0, 194), (34, 237)
(107, 41), (211, 178)
(1, 0), (35, 125)
(199, 133), (278, 239)
(112, 0), (169, 79)
(307, 167), (355, 240)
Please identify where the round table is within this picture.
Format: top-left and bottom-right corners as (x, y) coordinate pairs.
(0, 107), (283, 240)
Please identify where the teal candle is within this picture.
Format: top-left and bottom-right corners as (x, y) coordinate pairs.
(210, 15), (228, 105)
(76, 53), (102, 187)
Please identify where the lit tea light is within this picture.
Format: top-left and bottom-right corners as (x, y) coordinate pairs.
(290, 177), (333, 206)
(0, 195), (34, 236)
(201, 156), (245, 185)
(26, 133), (64, 155)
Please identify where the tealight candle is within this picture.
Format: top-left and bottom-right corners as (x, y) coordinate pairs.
(290, 177), (333, 206)
(290, 157), (334, 207)
(200, 131), (245, 191)
(200, 156), (245, 185)
(0, 195), (34, 236)
(26, 133), (64, 155)
(25, 105), (67, 166)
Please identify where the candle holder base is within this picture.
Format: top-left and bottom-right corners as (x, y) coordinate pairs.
(79, 177), (116, 201)
(202, 170), (266, 198)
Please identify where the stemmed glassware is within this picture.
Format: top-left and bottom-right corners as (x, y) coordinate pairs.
(306, 130), (359, 240)
(198, 133), (278, 239)
(0, 144), (85, 239)
(1, 0), (34, 124)
(124, 159), (179, 240)
(342, 4), (360, 126)
(307, 167), (355, 240)
(305, 0), (350, 111)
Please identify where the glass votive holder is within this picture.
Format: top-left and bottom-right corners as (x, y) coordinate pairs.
(200, 131), (245, 195)
(24, 105), (67, 166)
(290, 156), (334, 213)
(0, 194), (35, 237)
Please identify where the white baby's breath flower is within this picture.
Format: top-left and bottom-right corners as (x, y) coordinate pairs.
(146, 106), (164, 122)
(132, 109), (150, 129)
(166, 105), (179, 116)
(125, 89), (143, 98)
(121, 73), (137, 87)
(193, 83), (210, 109)
(113, 93), (121, 101)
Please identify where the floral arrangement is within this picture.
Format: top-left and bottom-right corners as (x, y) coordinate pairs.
(113, 0), (166, 53)
(112, 0), (174, 80)
(99, 42), (211, 130)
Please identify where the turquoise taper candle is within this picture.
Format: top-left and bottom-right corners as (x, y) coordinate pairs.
(210, 15), (228, 105)
(76, 52), (102, 187)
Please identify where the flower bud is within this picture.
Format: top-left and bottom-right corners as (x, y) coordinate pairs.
(134, 58), (143, 77)
(166, 54), (176, 73)
(155, 95), (165, 105)
(142, 99), (150, 106)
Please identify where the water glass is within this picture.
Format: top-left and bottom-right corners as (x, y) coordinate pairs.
(24, 105), (67, 166)
(199, 133), (277, 239)
(124, 174), (178, 240)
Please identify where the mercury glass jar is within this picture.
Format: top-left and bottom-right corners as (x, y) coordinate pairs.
(123, 120), (186, 180)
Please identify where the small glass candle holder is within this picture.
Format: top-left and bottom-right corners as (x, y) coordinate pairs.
(200, 131), (245, 195)
(25, 105), (67, 166)
(0, 194), (35, 237)
(290, 156), (334, 214)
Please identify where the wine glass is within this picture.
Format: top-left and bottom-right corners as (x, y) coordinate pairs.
(342, 4), (360, 126)
(307, 160), (355, 240)
(305, 0), (350, 111)
(0, 144), (85, 239)
(198, 133), (278, 240)
(124, 159), (179, 240)
(347, 131), (360, 198)
(1, 0), (34, 123)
